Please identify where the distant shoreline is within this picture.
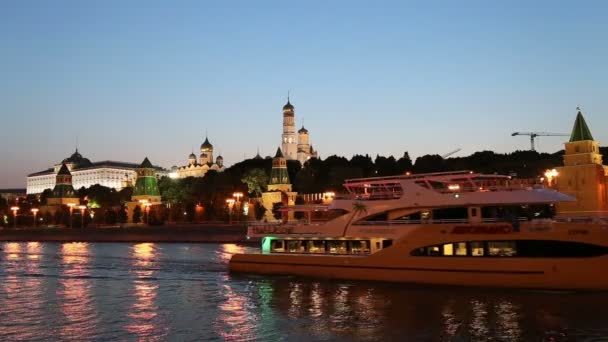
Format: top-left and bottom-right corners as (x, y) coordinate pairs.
(0, 224), (255, 244)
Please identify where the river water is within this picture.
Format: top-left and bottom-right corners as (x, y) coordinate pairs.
(0, 242), (607, 341)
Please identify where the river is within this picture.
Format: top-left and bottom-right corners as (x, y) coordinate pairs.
(0, 242), (606, 341)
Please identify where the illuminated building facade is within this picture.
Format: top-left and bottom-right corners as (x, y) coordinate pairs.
(262, 147), (297, 221)
(175, 136), (225, 178)
(26, 149), (168, 194)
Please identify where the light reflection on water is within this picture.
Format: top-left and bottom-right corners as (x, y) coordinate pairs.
(125, 243), (165, 341)
(1, 242), (608, 341)
(59, 242), (98, 340)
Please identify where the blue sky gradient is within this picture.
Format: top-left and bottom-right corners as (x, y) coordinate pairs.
(1, 1), (607, 187)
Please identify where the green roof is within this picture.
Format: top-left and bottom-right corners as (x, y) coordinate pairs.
(140, 157), (154, 168)
(569, 110), (594, 142)
(274, 147), (284, 158)
(133, 176), (161, 197)
(50, 183), (77, 198)
(269, 167), (290, 185)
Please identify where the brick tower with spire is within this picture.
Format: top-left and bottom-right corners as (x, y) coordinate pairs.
(555, 108), (608, 216)
(262, 147), (297, 221)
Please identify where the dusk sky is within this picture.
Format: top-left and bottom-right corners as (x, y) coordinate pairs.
(1, 1), (607, 188)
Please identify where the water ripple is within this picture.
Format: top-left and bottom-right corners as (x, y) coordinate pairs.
(2, 242), (608, 341)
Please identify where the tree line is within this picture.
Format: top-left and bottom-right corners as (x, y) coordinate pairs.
(2, 147), (601, 226)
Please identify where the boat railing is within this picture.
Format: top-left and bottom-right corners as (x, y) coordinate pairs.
(434, 183), (543, 194)
(352, 217), (531, 226)
(344, 170), (475, 184)
(554, 216), (608, 225)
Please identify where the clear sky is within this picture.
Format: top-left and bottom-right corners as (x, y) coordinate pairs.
(1, 0), (607, 188)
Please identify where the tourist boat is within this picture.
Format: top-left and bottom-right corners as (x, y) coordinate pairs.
(229, 171), (608, 290)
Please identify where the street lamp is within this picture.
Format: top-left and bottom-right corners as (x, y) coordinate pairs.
(544, 169), (559, 187)
(67, 203), (76, 228)
(78, 205), (87, 228)
(10, 206), (19, 228)
(139, 199), (150, 224)
(144, 203), (151, 224)
(31, 208), (39, 227)
(233, 192), (243, 221)
(226, 198), (235, 224)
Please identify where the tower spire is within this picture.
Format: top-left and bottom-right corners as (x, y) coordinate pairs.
(569, 107), (594, 142)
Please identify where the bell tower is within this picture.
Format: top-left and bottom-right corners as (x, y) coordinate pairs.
(281, 96), (297, 160)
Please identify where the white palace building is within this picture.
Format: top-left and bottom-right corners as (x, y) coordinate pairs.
(26, 149), (168, 194)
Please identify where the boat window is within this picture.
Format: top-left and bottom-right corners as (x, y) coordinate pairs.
(327, 241), (348, 254)
(454, 242), (467, 256)
(382, 240), (393, 249)
(394, 212), (421, 221)
(429, 246), (441, 256)
(470, 242), (484, 256)
(349, 240), (371, 254)
(410, 240), (608, 258)
(488, 241), (517, 257)
(443, 243), (454, 256)
(433, 207), (468, 221)
(364, 212), (388, 221)
(307, 240), (326, 253)
(271, 240), (285, 252)
(287, 240), (305, 253)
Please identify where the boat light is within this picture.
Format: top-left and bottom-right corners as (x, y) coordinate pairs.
(448, 184), (460, 191)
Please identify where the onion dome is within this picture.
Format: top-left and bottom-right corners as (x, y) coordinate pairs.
(200, 137), (213, 151)
(283, 100), (294, 111)
(189, 152), (196, 159)
(298, 126), (308, 134)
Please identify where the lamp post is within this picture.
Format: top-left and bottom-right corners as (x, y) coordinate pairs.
(31, 208), (39, 227)
(67, 203), (76, 228)
(144, 203), (151, 224)
(138, 199), (150, 224)
(10, 206), (19, 229)
(226, 198), (235, 224)
(544, 169), (559, 187)
(233, 192), (243, 221)
(78, 205), (87, 228)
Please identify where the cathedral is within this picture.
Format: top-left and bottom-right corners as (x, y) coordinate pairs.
(281, 98), (318, 165)
(175, 136), (225, 178)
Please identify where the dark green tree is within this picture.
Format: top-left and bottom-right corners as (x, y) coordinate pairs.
(241, 168), (268, 197)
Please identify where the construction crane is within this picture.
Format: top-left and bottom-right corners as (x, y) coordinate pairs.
(511, 132), (569, 151)
(441, 148), (462, 159)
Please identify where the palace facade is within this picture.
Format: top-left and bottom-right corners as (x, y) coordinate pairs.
(26, 149), (168, 194)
